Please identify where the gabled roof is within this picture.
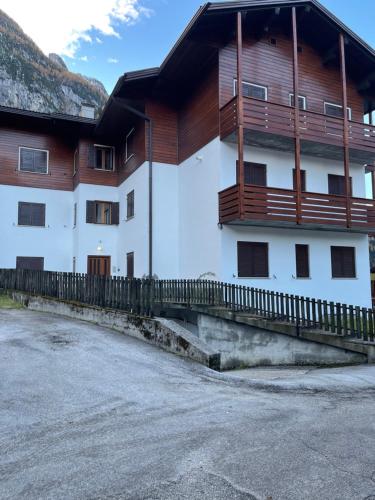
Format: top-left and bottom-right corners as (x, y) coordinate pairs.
(98, 0), (375, 131)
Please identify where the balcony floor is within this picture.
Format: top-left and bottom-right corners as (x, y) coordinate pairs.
(221, 217), (371, 234)
(224, 129), (373, 165)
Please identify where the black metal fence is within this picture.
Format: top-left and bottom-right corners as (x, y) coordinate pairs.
(0, 268), (373, 342)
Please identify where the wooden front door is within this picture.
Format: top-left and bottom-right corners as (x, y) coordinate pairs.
(87, 256), (111, 276)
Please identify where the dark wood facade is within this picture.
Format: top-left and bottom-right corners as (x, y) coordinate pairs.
(219, 34), (364, 120)
(0, 126), (76, 191)
(178, 64), (220, 163)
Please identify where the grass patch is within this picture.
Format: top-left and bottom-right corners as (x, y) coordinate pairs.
(0, 295), (23, 309)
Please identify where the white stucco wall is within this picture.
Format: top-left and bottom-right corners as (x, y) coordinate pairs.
(220, 225), (371, 307)
(0, 185), (73, 271)
(220, 142), (367, 197)
(178, 138), (222, 280)
(73, 183), (119, 274)
(117, 162), (179, 279)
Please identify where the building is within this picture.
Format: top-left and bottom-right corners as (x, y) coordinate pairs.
(1, 0), (375, 307)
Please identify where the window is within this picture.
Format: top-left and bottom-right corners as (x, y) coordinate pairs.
(88, 145), (114, 171)
(19, 147), (48, 174)
(127, 252), (134, 278)
(234, 80), (268, 101)
(324, 102), (352, 120)
(18, 202), (45, 227)
(16, 257), (44, 271)
(73, 203), (77, 227)
(237, 242), (269, 278)
(243, 162), (267, 186)
(295, 245), (310, 278)
(293, 169), (306, 192)
(73, 149), (78, 176)
(127, 190), (135, 219)
(331, 246), (356, 278)
(289, 93), (307, 110)
(86, 201), (119, 225)
(328, 174), (352, 196)
(125, 128), (135, 164)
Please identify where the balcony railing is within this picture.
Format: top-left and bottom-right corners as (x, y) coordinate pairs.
(220, 96), (375, 153)
(219, 183), (375, 231)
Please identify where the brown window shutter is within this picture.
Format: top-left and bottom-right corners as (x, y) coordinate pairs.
(16, 257), (44, 270)
(18, 202), (29, 225)
(295, 244), (309, 278)
(242, 162), (267, 186)
(328, 174), (352, 196)
(127, 252), (134, 278)
(88, 145), (96, 169)
(32, 203), (45, 227)
(293, 169), (306, 192)
(18, 202), (45, 226)
(237, 242), (269, 278)
(86, 201), (96, 223)
(111, 202), (120, 225)
(127, 190), (134, 219)
(331, 246), (356, 278)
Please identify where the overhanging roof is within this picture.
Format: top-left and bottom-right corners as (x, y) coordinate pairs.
(97, 0), (375, 133)
(0, 104), (97, 137)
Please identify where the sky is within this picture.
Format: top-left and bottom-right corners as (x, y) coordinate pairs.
(0, 0), (374, 94)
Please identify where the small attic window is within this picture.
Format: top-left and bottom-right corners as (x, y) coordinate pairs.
(270, 38), (277, 46)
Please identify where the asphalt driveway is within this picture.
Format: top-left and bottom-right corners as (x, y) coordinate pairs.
(1, 309), (375, 500)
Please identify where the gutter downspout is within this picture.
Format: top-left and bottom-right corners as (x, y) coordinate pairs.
(112, 98), (153, 278)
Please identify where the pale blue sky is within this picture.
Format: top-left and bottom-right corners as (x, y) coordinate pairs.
(62, 0), (375, 93)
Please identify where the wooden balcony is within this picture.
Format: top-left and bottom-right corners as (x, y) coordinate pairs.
(219, 184), (375, 232)
(220, 97), (375, 164)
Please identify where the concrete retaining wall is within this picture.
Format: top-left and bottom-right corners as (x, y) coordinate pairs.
(10, 293), (221, 370)
(197, 314), (367, 370)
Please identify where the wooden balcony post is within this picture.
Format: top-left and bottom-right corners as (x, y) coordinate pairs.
(339, 32), (351, 228)
(237, 11), (245, 220)
(372, 170), (375, 200)
(292, 7), (302, 225)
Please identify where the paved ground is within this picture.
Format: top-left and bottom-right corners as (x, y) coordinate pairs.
(1, 309), (375, 500)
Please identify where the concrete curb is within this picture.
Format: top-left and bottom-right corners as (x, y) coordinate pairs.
(198, 364), (375, 393)
(10, 292), (221, 371)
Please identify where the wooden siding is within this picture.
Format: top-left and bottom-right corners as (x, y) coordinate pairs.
(77, 139), (118, 187)
(118, 119), (146, 185)
(178, 63), (220, 163)
(219, 34), (364, 122)
(219, 183), (375, 230)
(146, 100), (178, 164)
(0, 127), (75, 191)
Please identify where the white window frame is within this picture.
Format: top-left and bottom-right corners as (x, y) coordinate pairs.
(125, 128), (135, 164)
(289, 93), (307, 110)
(233, 79), (268, 101)
(324, 102), (352, 121)
(18, 147), (49, 175)
(93, 144), (115, 172)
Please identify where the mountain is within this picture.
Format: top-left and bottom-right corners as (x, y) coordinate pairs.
(0, 9), (108, 117)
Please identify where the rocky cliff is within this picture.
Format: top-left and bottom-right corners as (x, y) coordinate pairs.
(0, 9), (108, 117)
